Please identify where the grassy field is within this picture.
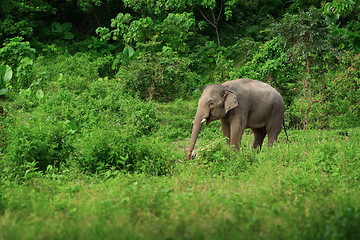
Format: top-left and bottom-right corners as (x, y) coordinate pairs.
(1, 127), (359, 240)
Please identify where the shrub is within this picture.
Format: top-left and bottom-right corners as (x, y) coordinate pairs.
(116, 46), (200, 101)
(33, 52), (113, 93)
(0, 37), (36, 89)
(73, 124), (171, 175)
(2, 110), (73, 179)
(325, 52), (360, 128)
(197, 139), (256, 177)
(74, 126), (135, 174)
(2, 76), (166, 179)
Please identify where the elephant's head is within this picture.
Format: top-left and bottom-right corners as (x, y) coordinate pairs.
(186, 84), (238, 160)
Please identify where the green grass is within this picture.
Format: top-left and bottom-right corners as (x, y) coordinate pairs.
(1, 128), (359, 240)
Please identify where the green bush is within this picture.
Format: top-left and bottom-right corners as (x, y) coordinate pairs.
(197, 139), (256, 177)
(2, 111), (73, 179)
(73, 125), (171, 175)
(325, 52), (360, 128)
(0, 37), (36, 89)
(116, 46), (200, 101)
(51, 22), (74, 40)
(2, 81), (165, 179)
(74, 125), (135, 174)
(33, 52), (113, 93)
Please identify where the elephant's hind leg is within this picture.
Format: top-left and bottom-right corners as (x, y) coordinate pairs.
(252, 127), (267, 150)
(266, 113), (284, 147)
(267, 127), (281, 147)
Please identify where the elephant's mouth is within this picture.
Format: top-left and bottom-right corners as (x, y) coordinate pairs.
(205, 114), (213, 125)
(199, 115), (212, 125)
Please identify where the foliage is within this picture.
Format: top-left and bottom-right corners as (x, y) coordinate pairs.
(2, 110), (73, 179)
(1, 128), (360, 239)
(51, 22), (74, 40)
(0, 65), (13, 96)
(0, 37), (36, 89)
(32, 52), (113, 94)
(197, 138), (256, 176)
(323, 0), (360, 50)
(116, 46), (199, 101)
(73, 125), (170, 175)
(323, 0), (357, 19)
(1, 52), (172, 178)
(77, 0), (107, 12)
(97, 11), (195, 52)
(233, 7), (360, 129)
(74, 36), (116, 54)
(0, 0), (56, 41)
(325, 52), (360, 128)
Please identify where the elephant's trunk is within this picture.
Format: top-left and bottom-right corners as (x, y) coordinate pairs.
(186, 112), (207, 161)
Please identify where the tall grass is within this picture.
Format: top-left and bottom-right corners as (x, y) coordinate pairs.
(1, 128), (359, 240)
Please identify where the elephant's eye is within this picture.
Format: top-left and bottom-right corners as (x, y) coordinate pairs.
(208, 100), (215, 108)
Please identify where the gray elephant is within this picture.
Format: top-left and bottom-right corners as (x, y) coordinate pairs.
(186, 78), (288, 160)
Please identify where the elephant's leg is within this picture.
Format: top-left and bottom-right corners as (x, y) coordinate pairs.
(252, 127), (267, 149)
(266, 127), (281, 147)
(229, 121), (244, 150)
(266, 114), (284, 147)
(221, 119), (230, 145)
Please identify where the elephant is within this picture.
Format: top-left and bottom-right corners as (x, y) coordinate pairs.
(186, 78), (288, 160)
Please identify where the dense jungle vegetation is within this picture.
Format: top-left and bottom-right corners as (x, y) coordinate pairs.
(0, 0), (360, 239)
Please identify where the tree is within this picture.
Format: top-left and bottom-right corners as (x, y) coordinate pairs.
(0, 0), (56, 42)
(270, 8), (336, 129)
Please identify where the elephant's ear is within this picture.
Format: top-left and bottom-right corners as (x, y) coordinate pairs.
(224, 89), (238, 113)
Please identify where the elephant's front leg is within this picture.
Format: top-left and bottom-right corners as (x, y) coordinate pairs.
(229, 120), (245, 150)
(221, 119), (230, 145)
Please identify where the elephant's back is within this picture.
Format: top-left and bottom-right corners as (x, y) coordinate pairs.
(223, 78), (284, 107)
(223, 78), (277, 94)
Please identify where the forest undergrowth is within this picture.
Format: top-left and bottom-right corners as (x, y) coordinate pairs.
(1, 127), (359, 240)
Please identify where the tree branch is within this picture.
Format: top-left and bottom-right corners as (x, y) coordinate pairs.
(217, 1), (223, 22)
(199, 8), (216, 28)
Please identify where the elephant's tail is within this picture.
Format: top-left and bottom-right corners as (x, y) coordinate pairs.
(283, 118), (289, 142)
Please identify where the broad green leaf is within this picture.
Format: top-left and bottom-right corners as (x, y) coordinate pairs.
(4, 65), (13, 83)
(65, 120), (78, 133)
(52, 21), (62, 33)
(36, 89), (44, 100)
(0, 89), (8, 95)
(62, 22), (72, 32)
(63, 32), (74, 40)
(19, 88), (32, 97)
(123, 46), (135, 58)
(58, 73), (63, 81)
